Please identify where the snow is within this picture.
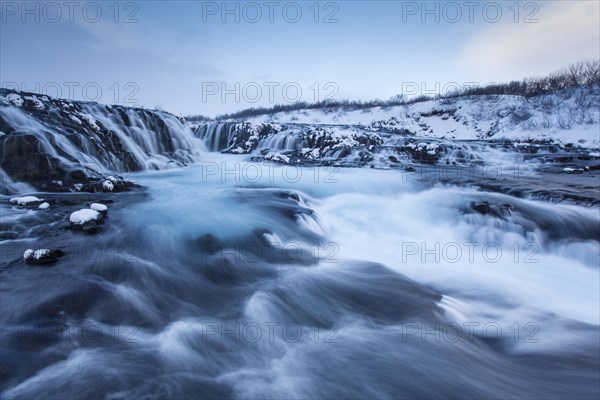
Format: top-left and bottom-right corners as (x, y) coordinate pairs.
(90, 203), (107, 212)
(23, 249), (34, 260)
(24, 95), (45, 110)
(70, 115), (82, 124)
(38, 202), (50, 209)
(5, 93), (23, 107)
(105, 176), (117, 183)
(563, 168), (575, 172)
(70, 209), (101, 225)
(242, 88), (600, 149)
(78, 113), (101, 130)
(103, 180), (114, 191)
(10, 196), (42, 205)
(267, 153), (291, 163)
(33, 249), (51, 260)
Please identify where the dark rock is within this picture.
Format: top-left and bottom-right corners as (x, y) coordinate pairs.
(471, 201), (491, 215)
(23, 249), (64, 265)
(279, 191), (300, 202)
(82, 221), (101, 235)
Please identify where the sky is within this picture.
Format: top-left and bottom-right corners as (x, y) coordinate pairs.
(1, 0), (599, 116)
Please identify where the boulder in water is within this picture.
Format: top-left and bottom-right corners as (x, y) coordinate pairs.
(471, 201), (491, 215)
(23, 248), (64, 265)
(70, 209), (104, 234)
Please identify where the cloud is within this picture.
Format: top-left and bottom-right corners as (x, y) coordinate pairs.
(460, 1), (600, 79)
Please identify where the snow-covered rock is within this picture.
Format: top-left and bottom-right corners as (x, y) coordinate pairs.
(10, 196), (43, 206)
(38, 202), (50, 209)
(23, 248), (63, 265)
(5, 93), (23, 107)
(102, 180), (114, 191)
(90, 203), (108, 214)
(77, 112), (101, 130)
(70, 209), (101, 225)
(69, 208), (105, 234)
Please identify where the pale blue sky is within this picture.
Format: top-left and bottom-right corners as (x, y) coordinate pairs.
(1, 1), (598, 116)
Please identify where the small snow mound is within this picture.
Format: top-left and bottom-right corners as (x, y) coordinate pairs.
(23, 248), (62, 264)
(34, 249), (51, 260)
(24, 95), (45, 110)
(38, 202), (50, 210)
(6, 93), (23, 107)
(23, 249), (34, 260)
(70, 115), (82, 125)
(90, 203), (108, 213)
(102, 180), (114, 191)
(267, 153), (291, 163)
(10, 196), (42, 205)
(70, 209), (101, 225)
(78, 113), (101, 130)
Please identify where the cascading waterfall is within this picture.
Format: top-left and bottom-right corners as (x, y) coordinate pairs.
(0, 91), (205, 192)
(194, 122), (239, 152)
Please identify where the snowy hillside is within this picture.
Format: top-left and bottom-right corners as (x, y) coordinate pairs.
(240, 86), (600, 149)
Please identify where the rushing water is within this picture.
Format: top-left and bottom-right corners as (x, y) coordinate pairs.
(1, 148), (599, 399)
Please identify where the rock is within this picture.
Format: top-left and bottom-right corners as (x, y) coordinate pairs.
(399, 142), (443, 165)
(279, 191), (300, 202)
(0, 135), (66, 187)
(82, 221), (101, 235)
(497, 203), (514, 216)
(10, 196), (43, 206)
(471, 201), (514, 218)
(38, 202), (50, 209)
(90, 203), (108, 215)
(70, 209), (104, 234)
(358, 150), (373, 162)
(23, 248), (64, 265)
(102, 180), (114, 191)
(388, 155), (399, 163)
(471, 201), (491, 215)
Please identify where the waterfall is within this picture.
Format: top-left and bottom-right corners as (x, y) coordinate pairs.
(194, 122), (238, 152)
(0, 90), (205, 192)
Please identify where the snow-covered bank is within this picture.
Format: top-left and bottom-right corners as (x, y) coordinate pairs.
(238, 86), (600, 148)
